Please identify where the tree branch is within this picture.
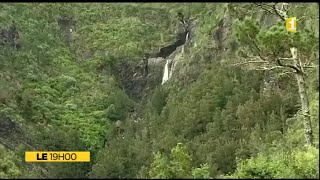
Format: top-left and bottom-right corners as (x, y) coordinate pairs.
(253, 66), (284, 71)
(255, 3), (275, 15)
(278, 57), (293, 60)
(255, 3), (287, 20)
(247, 34), (268, 61)
(273, 3), (286, 20)
(232, 60), (269, 66)
(285, 4), (293, 13)
(279, 71), (295, 79)
(297, 16), (319, 22)
(277, 57), (301, 73)
(303, 66), (316, 69)
(279, 71), (295, 76)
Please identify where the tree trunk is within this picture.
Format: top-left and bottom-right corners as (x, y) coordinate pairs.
(291, 47), (314, 146)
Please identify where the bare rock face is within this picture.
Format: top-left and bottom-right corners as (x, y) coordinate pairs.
(0, 21), (21, 49)
(148, 57), (166, 66)
(155, 30), (189, 59)
(166, 18), (198, 81)
(58, 15), (76, 46)
(212, 10), (233, 54)
(0, 114), (24, 150)
(0, 116), (21, 136)
(112, 58), (163, 101)
(113, 14), (198, 99)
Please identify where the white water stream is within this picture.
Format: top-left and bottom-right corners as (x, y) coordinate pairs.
(161, 59), (170, 84)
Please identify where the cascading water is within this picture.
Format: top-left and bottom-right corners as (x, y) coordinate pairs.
(162, 59), (170, 84)
(161, 20), (192, 85)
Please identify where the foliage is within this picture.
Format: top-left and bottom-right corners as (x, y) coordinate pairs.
(234, 12), (318, 61)
(0, 145), (22, 179)
(149, 152), (171, 179)
(0, 3), (318, 179)
(169, 143), (193, 178)
(231, 147), (319, 179)
(192, 163), (211, 179)
(148, 143), (193, 178)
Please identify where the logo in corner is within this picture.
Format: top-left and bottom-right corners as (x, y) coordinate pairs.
(286, 17), (297, 32)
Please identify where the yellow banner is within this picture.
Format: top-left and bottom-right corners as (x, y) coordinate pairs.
(25, 151), (90, 162)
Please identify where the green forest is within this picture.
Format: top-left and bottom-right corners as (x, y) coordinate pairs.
(0, 3), (319, 179)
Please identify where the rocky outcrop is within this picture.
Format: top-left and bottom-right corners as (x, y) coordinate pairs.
(155, 30), (189, 59)
(0, 21), (21, 49)
(0, 114), (24, 151)
(58, 15), (76, 46)
(113, 14), (197, 98)
(112, 59), (163, 101)
(161, 18), (197, 84)
(0, 116), (21, 137)
(211, 8), (234, 56)
(148, 57), (166, 66)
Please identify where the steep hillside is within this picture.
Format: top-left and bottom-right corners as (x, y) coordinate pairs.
(0, 3), (319, 179)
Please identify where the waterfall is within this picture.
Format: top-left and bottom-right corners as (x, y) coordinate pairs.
(162, 59), (170, 84)
(186, 32), (189, 42)
(161, 29), (190, 85)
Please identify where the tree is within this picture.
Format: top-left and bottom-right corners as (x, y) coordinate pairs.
(233, 3), (318, 146)
(230, 146), (319, 179)
(170, 143), (193, 178)
(192, 163), (211, 179)
(148, 152), (171, 179)
(148, 143), (194, 178)
(0, 145), (22, 178)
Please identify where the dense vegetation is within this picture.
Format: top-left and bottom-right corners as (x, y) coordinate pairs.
(0, 3), (319, 179)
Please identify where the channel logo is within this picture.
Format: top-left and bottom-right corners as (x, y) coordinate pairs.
(286, 17), (297, 32)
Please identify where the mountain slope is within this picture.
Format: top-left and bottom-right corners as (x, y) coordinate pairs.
(0, 3), (318, 179)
